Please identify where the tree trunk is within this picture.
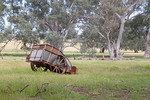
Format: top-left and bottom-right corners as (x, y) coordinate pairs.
(144, 27), (150, 58)
(102, 53), (105, 60)
(116, 16), (125, 58)
(61, 29), (69, 51)
(107, 40), (115, 58)
(134, 48), (138, 53)
(108, 48), (114, 58)
(100, 48), (105, 53)
(108, 44), (118, 59)
(107, 15), (125, 59)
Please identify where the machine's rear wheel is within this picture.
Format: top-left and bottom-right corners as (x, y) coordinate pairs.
(30, 62), (37, 71)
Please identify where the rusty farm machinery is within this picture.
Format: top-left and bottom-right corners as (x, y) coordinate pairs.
(26, 44), (76, 74)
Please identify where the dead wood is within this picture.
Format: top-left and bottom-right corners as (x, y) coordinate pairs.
(20, 82), (34, 93)
(34, 83), (49, 96)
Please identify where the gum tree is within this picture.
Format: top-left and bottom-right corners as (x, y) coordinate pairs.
(122, 15), (147, 53)
(25, 0), (81, 50)
(95, 0), (144, 58)
(0, 0), (13, 52)
(4, 0), (40, 49)
(144, 0), (150, 58)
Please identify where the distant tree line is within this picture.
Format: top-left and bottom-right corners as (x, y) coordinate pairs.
(0, 0), (149, 58)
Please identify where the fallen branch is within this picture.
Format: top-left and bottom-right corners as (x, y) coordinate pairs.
(34, 83), (49, 96)
(20, 82), (34, 93)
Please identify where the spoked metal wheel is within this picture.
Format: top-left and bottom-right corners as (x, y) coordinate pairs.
(53, 56), (66, 74)
(30, 62), (47, 72)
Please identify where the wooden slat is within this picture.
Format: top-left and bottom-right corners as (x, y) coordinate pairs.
(47, 53), (51, 63)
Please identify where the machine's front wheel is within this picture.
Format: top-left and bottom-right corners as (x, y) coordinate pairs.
(53, 56), (66, 74)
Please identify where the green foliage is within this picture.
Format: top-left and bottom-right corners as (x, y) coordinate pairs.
(122, 0), (150, 52)
(25, 0), (81, 49)
(144, 0), (150, 26)
(0, 0), (148, 55)
(0, 26), (13, 43)
(45, 31), (63, 49)
(122, 14), (148, 51)
(67, 27), (78, 40)
(80, 43), (88, 54)
(0, 1), (5, 33)
(79, 25), (99, 57)
(87, 48), (97, 57)
(145, 0), (150, 14)
(85, 0), (120, 47)
(0, 0), (6, 16)
(15, 19), (39, 45)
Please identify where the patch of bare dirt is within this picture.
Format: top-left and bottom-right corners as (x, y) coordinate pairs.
(70, 85), (150, 99)
(111, 90), (130, 98)
(70, 86), (102, 98)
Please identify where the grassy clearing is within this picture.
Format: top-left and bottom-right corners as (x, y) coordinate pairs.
(0, 51), (150, 100)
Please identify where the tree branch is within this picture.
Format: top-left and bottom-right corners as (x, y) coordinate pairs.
(45, 21), (54, 31)
(61, 16), (75, 50)
(62, 45), (80, 51)
(70, 0), (76, 9)
(98, 32), (106, 40)
(106, 30), (111, 43)
(0, 39), (13, 52)
(115, 13), (121, 19)
(125, 1), (142, 19)
(126, 1), (138, 13)
(126, 12), (144, 22)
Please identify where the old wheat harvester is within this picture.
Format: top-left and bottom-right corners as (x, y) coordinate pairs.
(26, 44), (76, 74)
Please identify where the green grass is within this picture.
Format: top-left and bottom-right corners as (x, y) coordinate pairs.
(0, 51), (150, 99)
